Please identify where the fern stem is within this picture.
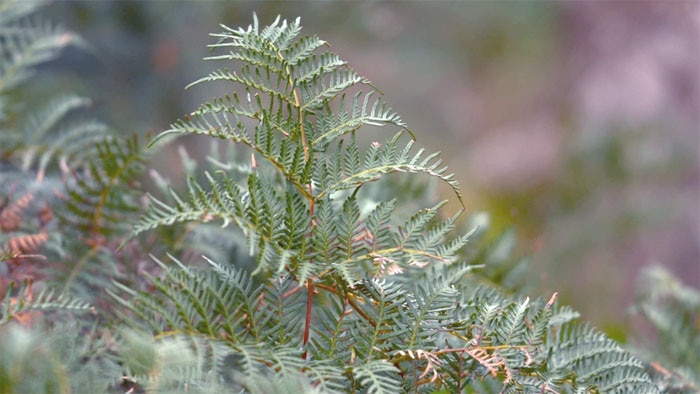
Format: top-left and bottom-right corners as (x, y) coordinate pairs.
(302, 279), (313, 360)
(278, 45), (308, 162)
(313, 282), (377, 328)
(63, 245), (100, 293)
(251, 146), (313, 200)
(347, 296), (377, 328)
(307, 183), (314, 214)
(295, 96), (308, 162)
(433, 343), (533, 356)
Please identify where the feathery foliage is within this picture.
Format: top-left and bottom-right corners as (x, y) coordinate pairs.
(630, 266), (700, 393)
(115, 14), (663, 393)
(0, 0), (152, 307)
(0, 5), (694, 393)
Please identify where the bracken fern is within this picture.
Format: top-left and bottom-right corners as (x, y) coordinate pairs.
(117, 14), (660, 393)
(0, 6), (687, 393)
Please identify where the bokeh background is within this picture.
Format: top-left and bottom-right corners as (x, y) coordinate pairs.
(43, 1), (699, 338)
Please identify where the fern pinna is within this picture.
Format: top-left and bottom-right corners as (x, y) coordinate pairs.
(116, 14), (659, 393)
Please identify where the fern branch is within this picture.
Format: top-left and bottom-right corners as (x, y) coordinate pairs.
(352, 360), (401, 394)
(1, 279), (94, 326)
(316, 133), (462, 206)
(0, 16), (84, 93)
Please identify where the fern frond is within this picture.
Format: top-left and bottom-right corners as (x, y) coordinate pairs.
(393, 201), (468, 267)
(3, 231), (48, 255)
(352, 279), (409, 360)
(111, 255), (284, 346)
(308, 294), (353, 362)
(60, 134), (145, 238)
(495, 297), (530, 345)
(222, 341), (345, 393)
(49, 322), (122, 392)
(7, 93), (89, 148)
(300, 360), (346, 393)
(151, 14), (418, 198)
(230, 343), (273, 385)
(334, 196), (364, 265)
(1, 93), (111, 178)
(0, 7), (84, 94)
(209, 15), (302, 64)
(189, 67), (295, 105)
(548, 304), (581, 327)
(365, 199), (396, 248)
(25, 231), (123, 309)
(548, 323), (659, 393)
(232, 349), (345, 393)
(156, 97), (314, 198)
(260, 274), (305, 347)
(300, 68), (367, 111)
(111, 14), (668, 393)
(0, 0), (45, 23)
(0, 191), (35, 231)
(352, 359), (401, 394)
(403, 279), (458, 348)
(316, 133), (462, 206)
(0, 279), (94, 326)
(304, 198), (470, 286)
(310, 91), (409, 150)
(291, 52), (345, 85)
(631, 265), (700, 392)
(133, 172), (304, 274)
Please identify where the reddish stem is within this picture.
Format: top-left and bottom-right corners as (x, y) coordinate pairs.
(302, 279), (313, 360)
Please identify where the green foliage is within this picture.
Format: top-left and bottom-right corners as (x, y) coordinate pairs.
(630, 266), (700, 393)
(116, 14), (661, 393)
(0, 0), (149, 305)
(0, 279), (94, 326)
(61, 134), (146, 238)
(0, 324), (72, 393)
(0, 4), (694, 393)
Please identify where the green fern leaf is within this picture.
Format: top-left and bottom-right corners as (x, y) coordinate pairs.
(548, 323), (659, 393)
(352, 279), (409, 360)
(352, 359), (401, 394)
(311, 92), (409, 149)
(1, 280), (94, 326)
(260, 274), (305, 346)
(304, 198), (336, 283)
(495, 297), (530, 344)
(404, 279), (458, 348)
(0, 7), (85, 93)
(112, 255), (271, 344)
(309, 295), (353, 361)
(316, 133), (461, 206)
(61, 135), (145, 238)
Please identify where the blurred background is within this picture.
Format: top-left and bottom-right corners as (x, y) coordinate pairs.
(43, 1), (698, 338)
